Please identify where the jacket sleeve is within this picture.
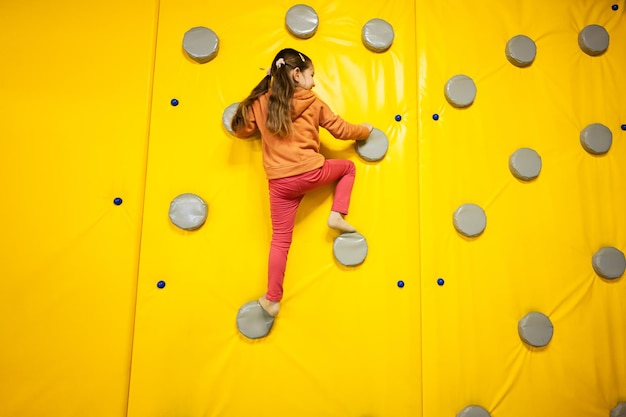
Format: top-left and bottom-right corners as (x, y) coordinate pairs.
(318, 99), (370, 140)
(232, 107), (258, 138)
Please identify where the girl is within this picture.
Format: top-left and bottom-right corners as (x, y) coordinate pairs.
(231, 48), (372, 317)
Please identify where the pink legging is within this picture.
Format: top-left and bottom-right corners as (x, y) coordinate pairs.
(266, 159), (356, 302)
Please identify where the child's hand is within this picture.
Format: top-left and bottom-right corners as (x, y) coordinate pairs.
(362, 123), (373, 133)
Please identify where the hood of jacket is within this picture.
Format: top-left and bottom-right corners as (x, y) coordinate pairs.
(291, 87), (316, 120)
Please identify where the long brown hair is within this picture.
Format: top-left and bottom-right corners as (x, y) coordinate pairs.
(231, 48), (312, 137)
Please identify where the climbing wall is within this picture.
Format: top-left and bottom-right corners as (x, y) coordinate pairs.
(1, 0), (625, 417)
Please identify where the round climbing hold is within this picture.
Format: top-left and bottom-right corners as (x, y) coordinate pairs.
(113, 197), (123, 206)
(157, 280), (166, 289)
(236, 300), (275, 339)
(168, 193), (208, 231)
(183, 26), (219, 63)
(611, 402), (626, 417)
(580, 123), (612, 155)
(285, 4), (319, 39)
(578, 24), (610, 56)
(518, 312), (553, 347)
(171, 98), (179, 106)
(621, 124), (626, 131)
(453, 203), (487, 238)
(457, 405), (491, 417)
(612, 4), (619, 11)
(437, 278), (444, 286)
(445, 75), (477, 108)
(362, 18), (394, 53)
(433, 113), (439, 121)
(592, 247), (626, 279)
(509, 148), (542, 181)
(333, 232), (368, 266)
(395, 114), (402, 122)
(355, 127), (388, 162)
(505, 35), (537, 67)
(222, 102), (240, 135)
(397, 280), (405, 288)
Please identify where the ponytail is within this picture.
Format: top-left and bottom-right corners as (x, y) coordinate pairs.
(231, 75), (271, 133)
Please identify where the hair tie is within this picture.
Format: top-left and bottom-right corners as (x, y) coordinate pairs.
(275, 58), (286, 69)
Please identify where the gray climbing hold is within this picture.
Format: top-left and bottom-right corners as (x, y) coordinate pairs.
(333, 232), (368, 266)
(183, 27), (219, 63)
(222, 102), (239, 135)
(611, 402), (626, 417)
(285, 4), (319, 39)
(580, 123), (612, 155)
(518, 312), (553, 347)
(509, 148), (542, 181)
(592, 247), (626, 279)
(362, 18), (394, 53)
(453, 204), (486, 237)
(445, 75), (477, 108)
(578, 24), (610, 56)
(355, 127), (388, 162)
(168, 193), (208, 231)
(457, 405), (491, 417)
(505, 35), (537, 67)
(236, 301), (275, 339)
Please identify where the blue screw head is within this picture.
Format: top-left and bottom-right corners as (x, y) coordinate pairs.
(171, 98), (179, 106)
(432, 113), (439, 121)
(157, 280), (166, 289)
(612, 4), (619, 10)
(395, 114), (402, 122)
(397, 280), (405, 288)
(621, 124), (626, 131)
(113, 197), (123, 205)
(437, 278), (445, 286)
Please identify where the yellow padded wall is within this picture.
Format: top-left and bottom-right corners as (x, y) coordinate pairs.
(127, 0), (420, 416)
(0, 1), (158, 416)
(418, 1), (626, 417)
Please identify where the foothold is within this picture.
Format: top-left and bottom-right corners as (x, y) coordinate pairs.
(509, 148), (542, 181)
(333, 232), (368, 266)
(518, 312), (553, 347)
(612, 4), (619, 11)
(395, 114), (402, 122)
(621, 124), (626, 131)
(183, 26), (219, 63)
(222, 102), (240, 135)
(505, 35), (537, 67)
(578, 24), (610, 56)
(580, 123), (612, 155)
(432, 113), (439, 121)
(592, 247), (626, 279)
(113, 197), (123, 206)
(437, 278), (444, 286)
(445, 75), (477, 108)
(453, 203), (487, 238)
(611, 402), (626, 417)
(171, 98), (179, 106)
(236, 301), (275, 339)
(362, 18), (394, 53)
(157, 281), (166, 289)
(456, 405), (491, 417)
(168, 193), (208, 231)
(397, 280), (405, 288)
(285, 4), (319, 39)
(355, 127), (388, 162)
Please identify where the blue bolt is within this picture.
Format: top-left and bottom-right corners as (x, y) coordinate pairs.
(397, 280), (405, 288)
(171, 98), (179, 106)
(157, 280), (166, 289)
(395, 114), (402, 122)
(433, 113), (439, 121)
(437, 278), (445, 286)
(113, 197), (123, 205)
(612, 4), (619, 10)
(621, 124), (626, 131)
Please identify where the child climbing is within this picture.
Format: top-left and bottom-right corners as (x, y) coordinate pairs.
(231, 48), (373, 318)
